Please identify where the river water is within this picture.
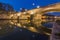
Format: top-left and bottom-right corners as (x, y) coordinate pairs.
(0, 20), (51, 40)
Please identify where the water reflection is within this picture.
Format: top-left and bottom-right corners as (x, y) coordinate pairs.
(0, 20), (53, 36)
(0, 20), (15, 36)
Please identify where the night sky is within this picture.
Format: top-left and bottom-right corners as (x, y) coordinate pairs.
(0, 0), (60, 40)
(0, 0), (60, 11)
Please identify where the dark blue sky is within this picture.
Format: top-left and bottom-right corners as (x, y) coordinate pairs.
(0, 0), (60, 11)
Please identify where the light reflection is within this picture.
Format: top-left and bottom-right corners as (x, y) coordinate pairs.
(0, 20), (15, 36)
(14, 27), (17, 29)
(0, 17), (59, 36)
(28, 27), (38, 33)
(17, 23), (21, 27)
(0, 27), (2, 30)
(23, 26), (26, 28)
(32, 35), (35, 37)
(20, 29), (22, 32)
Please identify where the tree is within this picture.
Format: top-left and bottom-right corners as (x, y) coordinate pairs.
(0, 3), (5, 11)
(0, 2), (14, 14)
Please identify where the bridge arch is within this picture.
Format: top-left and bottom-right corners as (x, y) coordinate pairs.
(41, 3), (60, 15)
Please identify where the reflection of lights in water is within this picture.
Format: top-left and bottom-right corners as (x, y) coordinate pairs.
(0, 20), (15, 36)
(17, 23), (21, 27)
(44, 32), (51, 35)
(10, 22), (14, 24)
(23, 26), (26, 28)
(15, 23), (17, 25)
(14, 27), (17, 29)
(8, 18), (51, 35)
(0, 27), (2, 30)
(31, 27), (34, 29)
(32, 35), (35, 37)
(9, 25), (12, 28)
(20, 29), (22, 32)
(28, 27), (38, 33)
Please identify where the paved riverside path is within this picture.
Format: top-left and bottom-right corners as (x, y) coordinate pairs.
(50, 22), (60, 40)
